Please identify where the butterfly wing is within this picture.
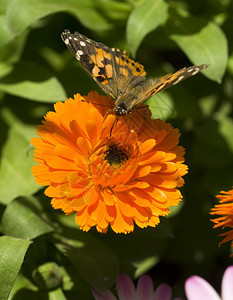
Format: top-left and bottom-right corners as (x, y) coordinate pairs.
(61, 30), (207, 116)
(61, 30), (147, 101)
(131, 64), (207, 107)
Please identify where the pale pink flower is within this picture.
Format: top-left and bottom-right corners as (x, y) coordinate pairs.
(92, 274), (183, 300)
(185, 265), (233, 300)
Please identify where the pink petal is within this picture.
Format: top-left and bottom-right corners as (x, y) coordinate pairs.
(221, 265), (233, 300)
(92, 288), (117, 300)
(136, 275), (154, 300)
(185, 276), (220, 300)
(116, 274), (136, 300)
(154, 283), (172, 300)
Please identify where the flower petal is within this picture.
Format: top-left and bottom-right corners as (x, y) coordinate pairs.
(139, 139), (156, 155)
(221, 265), (233, 300)
(154, 283), (172, 300)
(210, 188), (233, 249)
(116, 274), (136, 300)
(185, 276), (220, 300)
(136, 275), (154, 300)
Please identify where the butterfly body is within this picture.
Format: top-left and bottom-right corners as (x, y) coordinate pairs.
(61, 29), (207, 117)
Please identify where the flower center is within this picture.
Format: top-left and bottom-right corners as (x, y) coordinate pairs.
(105, 144), (129, 167)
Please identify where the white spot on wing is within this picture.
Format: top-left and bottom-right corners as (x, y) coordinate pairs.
(80, 41), (86, 46)
(187, 68), (194, 73)
(173, 75), (185, 85)
(64, 38), (69, 45)
(191, 69), (199, 75)
(76, 52), (81, 60)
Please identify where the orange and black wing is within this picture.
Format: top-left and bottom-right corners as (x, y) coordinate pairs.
(61, 29), (147, 100)
(133, 64), (207, 107)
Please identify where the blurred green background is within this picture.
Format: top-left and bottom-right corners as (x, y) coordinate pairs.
(0, 0), (233, 299)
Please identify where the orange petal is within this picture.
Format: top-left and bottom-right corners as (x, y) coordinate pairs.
(139, 139), (156, 155)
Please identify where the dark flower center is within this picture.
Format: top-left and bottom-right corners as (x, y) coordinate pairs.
(105, 144), (129, 166)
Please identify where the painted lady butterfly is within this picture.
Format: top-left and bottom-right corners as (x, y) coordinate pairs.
(61, 29), (207, 118)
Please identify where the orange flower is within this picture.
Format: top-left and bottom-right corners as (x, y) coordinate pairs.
(31, 91), (187, 234)
(210, 188), (233, 249)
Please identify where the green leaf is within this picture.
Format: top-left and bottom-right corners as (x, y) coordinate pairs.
(133, 256), (159, 278)
(166, 14), (228, 83)
(55, 232), (119, 293)
(0, 1), (28, 51)
(2, 196), (54, 239)
(0, 0), (13, 47)
(6, 0), (111, 36)
(8, 273), (37, 299)
(0, 31), (27, 64)
(0, 236), (31, 300)
(146, 91), (174, 120)
(0, 15), (14, 48)
(0, 115), (39, 204)
(0, 60), (66, 102)
(0, 0), (10, 14)
(94, 0), (131, 20)
(0, 62), (13, 78)
(127, 0), (168, 56)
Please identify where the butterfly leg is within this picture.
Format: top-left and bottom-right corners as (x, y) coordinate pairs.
(102, 109), (112, 123)
(129, 112), (136, 132)
(102, 109), (118, 137)
(135, 104), (149, 109)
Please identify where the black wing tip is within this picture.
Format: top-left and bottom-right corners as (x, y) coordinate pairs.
(61, 29), (85, 42)
(187, 64), (208, 70)
(182, 64), (207, 74)
(199, 64), (208, 70)
(61, 29), (70, 40)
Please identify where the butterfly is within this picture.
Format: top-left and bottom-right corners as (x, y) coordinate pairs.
(61, 29), (207, 123)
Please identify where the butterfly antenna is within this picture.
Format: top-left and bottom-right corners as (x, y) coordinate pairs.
(110, 116), (118, 137)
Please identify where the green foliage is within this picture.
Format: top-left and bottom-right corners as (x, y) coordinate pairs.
(127, 0), (169, 56)
(0, 119), (39, 204)
(0, 61), (66, 102)
(167, 14), (227, 82)
(0, 0), (232, 299)
(54, 232), (119, 292)
(2, 196), (54, 239)
(0, 236), (31, 300)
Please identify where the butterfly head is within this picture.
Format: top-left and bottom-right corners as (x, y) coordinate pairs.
(114, 101), (128, 117)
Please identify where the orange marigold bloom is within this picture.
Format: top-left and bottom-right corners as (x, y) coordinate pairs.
(31, 91), (188, 234)
(210, 188), (233, 249)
